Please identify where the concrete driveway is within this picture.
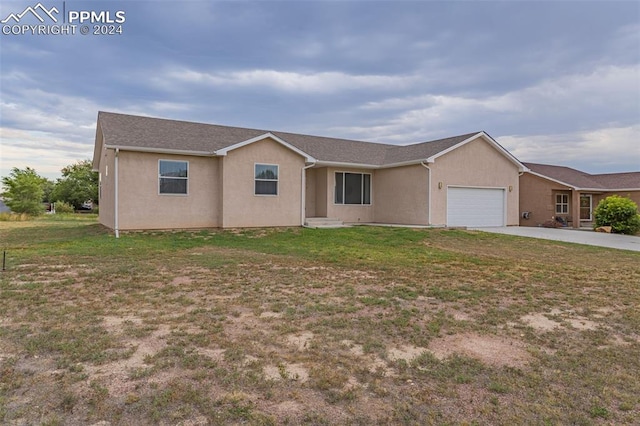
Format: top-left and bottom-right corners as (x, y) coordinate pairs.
(470, 226), (640, 252)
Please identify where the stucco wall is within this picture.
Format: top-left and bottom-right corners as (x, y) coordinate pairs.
(97, 135), (116, 229)
(305, 168), (317, 217)
(314, 168), (328, 218)
(430, 137), (520, 226)
(221, 138), (304, 228)
(117, 152), (220, 230)
(323, 167), (374, 223)
(374, 164), (429, 225)
(519, 173), (572, 226)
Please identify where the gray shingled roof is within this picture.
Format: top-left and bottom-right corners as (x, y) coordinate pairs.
(592, 172), (640, 189)
(524, 162), (640, 190)
(383, 133), (480, 164)
(97, 111), (483, 166)
(98, 111), (265, 153)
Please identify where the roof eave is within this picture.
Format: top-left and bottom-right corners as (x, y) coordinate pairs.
(313, 160), (381, 169)
(104, 145), (214, 157)
(380, 159), (431, 169)
(577, 187), (640, 192)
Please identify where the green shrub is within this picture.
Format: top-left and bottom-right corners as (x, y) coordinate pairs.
(0, 212), (30, 221)
(1, 167), (46, 215)
(54, 201), (75, 214)
(593, 195), (640, 235)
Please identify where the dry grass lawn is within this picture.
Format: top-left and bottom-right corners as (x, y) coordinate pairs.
(1, 215), (639, 425)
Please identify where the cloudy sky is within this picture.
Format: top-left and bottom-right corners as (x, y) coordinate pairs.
(1, 0), (639, 180)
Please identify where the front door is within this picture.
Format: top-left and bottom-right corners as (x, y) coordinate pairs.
(580, 194), (592, 221)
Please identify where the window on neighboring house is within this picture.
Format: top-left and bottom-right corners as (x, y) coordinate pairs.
(335, 172), (371, 205)
(255, 164), (278, 195)
(555, 193), (569, 214)
(159, 160), (188, 195)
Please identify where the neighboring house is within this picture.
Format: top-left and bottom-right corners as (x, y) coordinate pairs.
(520, 162), (640, 228)
(92, 112), (527, 232)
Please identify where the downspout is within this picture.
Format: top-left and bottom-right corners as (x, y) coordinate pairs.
(301, 162), (316, 226)
(114, 148), (120, 238)
(420, 161), (432, 225)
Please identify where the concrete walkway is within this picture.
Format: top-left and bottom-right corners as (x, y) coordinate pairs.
(470, 226), (640, 252)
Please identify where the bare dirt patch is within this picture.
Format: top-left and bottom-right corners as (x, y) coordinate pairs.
(448, 309), (474, 321)
(102, 315), (143, 330)
(388, 345), (428, 362)
(81, 323), (171, 395)
(196, 347), (226, 361)
(271, 400), (305, 418)
(521, 313), (562, 331)
(224, 310), (268, 339)
(428, 333), (531, 368)
(340, 340), (396, 377)
(286, 332), (314, 351)
(521, 309), (601, 332)
(566, 317), (598, 331)
(171, 275), (193, 285)
(259, 311), (283, 319)
(341, 340), (364, 356)
(264, 363), (309, 382)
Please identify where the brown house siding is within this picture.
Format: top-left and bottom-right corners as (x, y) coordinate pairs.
(519, 173), (572, 226)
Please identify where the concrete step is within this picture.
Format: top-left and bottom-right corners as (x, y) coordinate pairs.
(304, 217), (345, 228)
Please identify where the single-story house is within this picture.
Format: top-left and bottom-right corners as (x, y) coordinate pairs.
(519, 162), (640, 228)
(92, 111), (527, 233)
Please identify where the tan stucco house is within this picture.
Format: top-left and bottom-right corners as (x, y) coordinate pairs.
(92, 112), (527, 233)
(519, 162), (640, 228)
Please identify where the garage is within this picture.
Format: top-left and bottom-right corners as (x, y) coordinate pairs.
(447, 187), (505, 227)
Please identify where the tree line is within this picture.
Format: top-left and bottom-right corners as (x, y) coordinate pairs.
(1, 160), (98, 215)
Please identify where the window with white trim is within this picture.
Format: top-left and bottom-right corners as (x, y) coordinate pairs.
(555, 193), (569, 214)
(255, 164), (278, 195)
(335, 172), (371, 205)
(159, 160), (188, 195)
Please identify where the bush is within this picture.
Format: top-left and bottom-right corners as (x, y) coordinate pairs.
(54, 201), (75, 214)
(593, 195), (640, 235)
(0, 212), (30, 222)
(1, 167), (46, 215)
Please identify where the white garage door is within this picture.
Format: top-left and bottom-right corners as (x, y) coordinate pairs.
(447, 187), (505, 227)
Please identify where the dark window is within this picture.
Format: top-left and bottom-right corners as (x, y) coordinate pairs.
(159, 160), (188, 195)
(335, 172), (371, 205)
(255, 164), (278, 195)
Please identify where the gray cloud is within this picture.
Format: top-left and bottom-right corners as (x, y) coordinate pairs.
(0, 0), (638, 180)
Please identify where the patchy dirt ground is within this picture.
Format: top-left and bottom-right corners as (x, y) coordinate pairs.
(1, 223), (639, 425)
